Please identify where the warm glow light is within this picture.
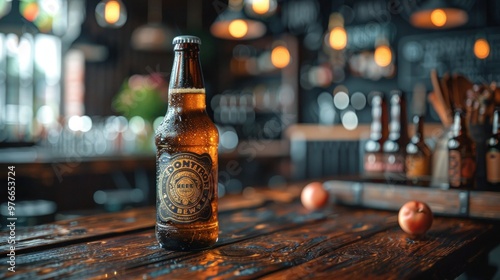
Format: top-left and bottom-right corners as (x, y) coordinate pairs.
(374, 45), (392, 67)
(430, 9), (447, 27)
(228, 19), (248, 39)
(271, 46), (290, 69)
(252, 0), (270, 15)
(474, 38), (490, 59)
(328, 27), (347, 50)
(104, 0), (120, 24)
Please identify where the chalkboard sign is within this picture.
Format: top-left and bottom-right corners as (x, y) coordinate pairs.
(398, 28), (500, 92)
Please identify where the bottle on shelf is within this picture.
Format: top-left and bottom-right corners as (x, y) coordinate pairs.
(448, 110), (476, 188)
(383, 90), (409, 182)
(486, 107), (500, 187)
(406, 115), (432, 183)
(405, 84), (431, 184)
(364, 92), (388, 179)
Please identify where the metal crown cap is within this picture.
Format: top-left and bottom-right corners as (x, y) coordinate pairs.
(172, 35), (201, 45)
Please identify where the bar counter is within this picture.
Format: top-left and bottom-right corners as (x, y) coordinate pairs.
(1, 182), (499, 279)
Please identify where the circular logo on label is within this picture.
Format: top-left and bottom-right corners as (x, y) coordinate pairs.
(158, 152), (213, 223)
(168, 168), (202, 207)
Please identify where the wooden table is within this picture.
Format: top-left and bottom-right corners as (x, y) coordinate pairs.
(1, 183), (499, 279)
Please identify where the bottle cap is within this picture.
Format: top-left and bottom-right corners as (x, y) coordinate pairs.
(172, 35), (201, 45)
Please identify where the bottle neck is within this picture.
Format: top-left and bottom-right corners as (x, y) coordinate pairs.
(370, 96), (388, 140)
(413, 115), (424, 140)
(451, 110), (468, 138)
(168, 44), (205, 110)
(388, 95), (408, 142)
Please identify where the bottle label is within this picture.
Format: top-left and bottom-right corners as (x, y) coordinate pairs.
(385, 154), (405, 173)
(449, 150), (461, 187)
(406, 155), (430, 178)
(487, 151), (500, 183)
(157, 152), (214, 223)
(364, 153), (385, 174)
(461, 155), (476, 180)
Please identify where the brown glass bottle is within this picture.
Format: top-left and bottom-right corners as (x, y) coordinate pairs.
(383, 90), (409, 182)
(486, 108), (500, 186)
(448, 110), (476, 188)
(364, 92), (388, 179)
(155, 36), (219, 251)
(406, 115), (431, 183)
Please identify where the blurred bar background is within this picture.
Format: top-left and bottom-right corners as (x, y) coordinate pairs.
(0, 0), (498, 225)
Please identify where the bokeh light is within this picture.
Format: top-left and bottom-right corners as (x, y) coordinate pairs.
(252, 0), (270, 15)
(80, 115), (93, 132)
(228, 20), (248, 39)
(104, 0), (120, 24)
(474, 38), (490, 59)
(95, 0), (127, 28)
(129, 116), (146, 134)
(333, 91), (349, 110)
(341, 110), (358, 130)
(271, 45), (290, 69)
(328, 27), (347, 50)
(351, 92), (367, 110)
(430, 9), (447, 27)
(374, 45), (392, 67)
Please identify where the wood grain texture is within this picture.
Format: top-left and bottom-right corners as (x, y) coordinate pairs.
(469, 191), (500, 219)
(0, 200), (333, 279)
(261, 216), (498, 280)
(324, 180), (500, 220)
(0, 183), (499, 280)
(115, 207), (396, 279)
(0, 206), (156, 255)
(0, 189), (290, 255)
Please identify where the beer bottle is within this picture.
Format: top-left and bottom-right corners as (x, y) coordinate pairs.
(155, 35), (219, 250)
(364, 92), (388, 179)
(486, 108), (500, 187)
(448, 110), (476, 188)
(383, 90), (409, 182)
(406, 115), (431, 183)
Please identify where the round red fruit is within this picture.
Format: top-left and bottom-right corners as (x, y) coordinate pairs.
(301, 182), (329, 210)
(398, 201), (433, 236)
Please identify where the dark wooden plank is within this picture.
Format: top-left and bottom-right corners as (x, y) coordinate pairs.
(0, 206), (156, 255)
(325, 180), (465, 215)
(0, 188), (293, 255)
(469, 191), (500, 219)
(261, 216), (499, 280)
(0, 200), (333, 279)
(119, 207), (397, 279)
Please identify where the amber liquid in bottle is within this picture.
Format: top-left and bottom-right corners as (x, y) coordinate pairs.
(406, 115), (431, 184)
(155, 36), (219, 251)
(448, 110), (476, 188)
(383, 90), (409, 182)
(486, 108), (500, 186)
(364, 92), (388, 179)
